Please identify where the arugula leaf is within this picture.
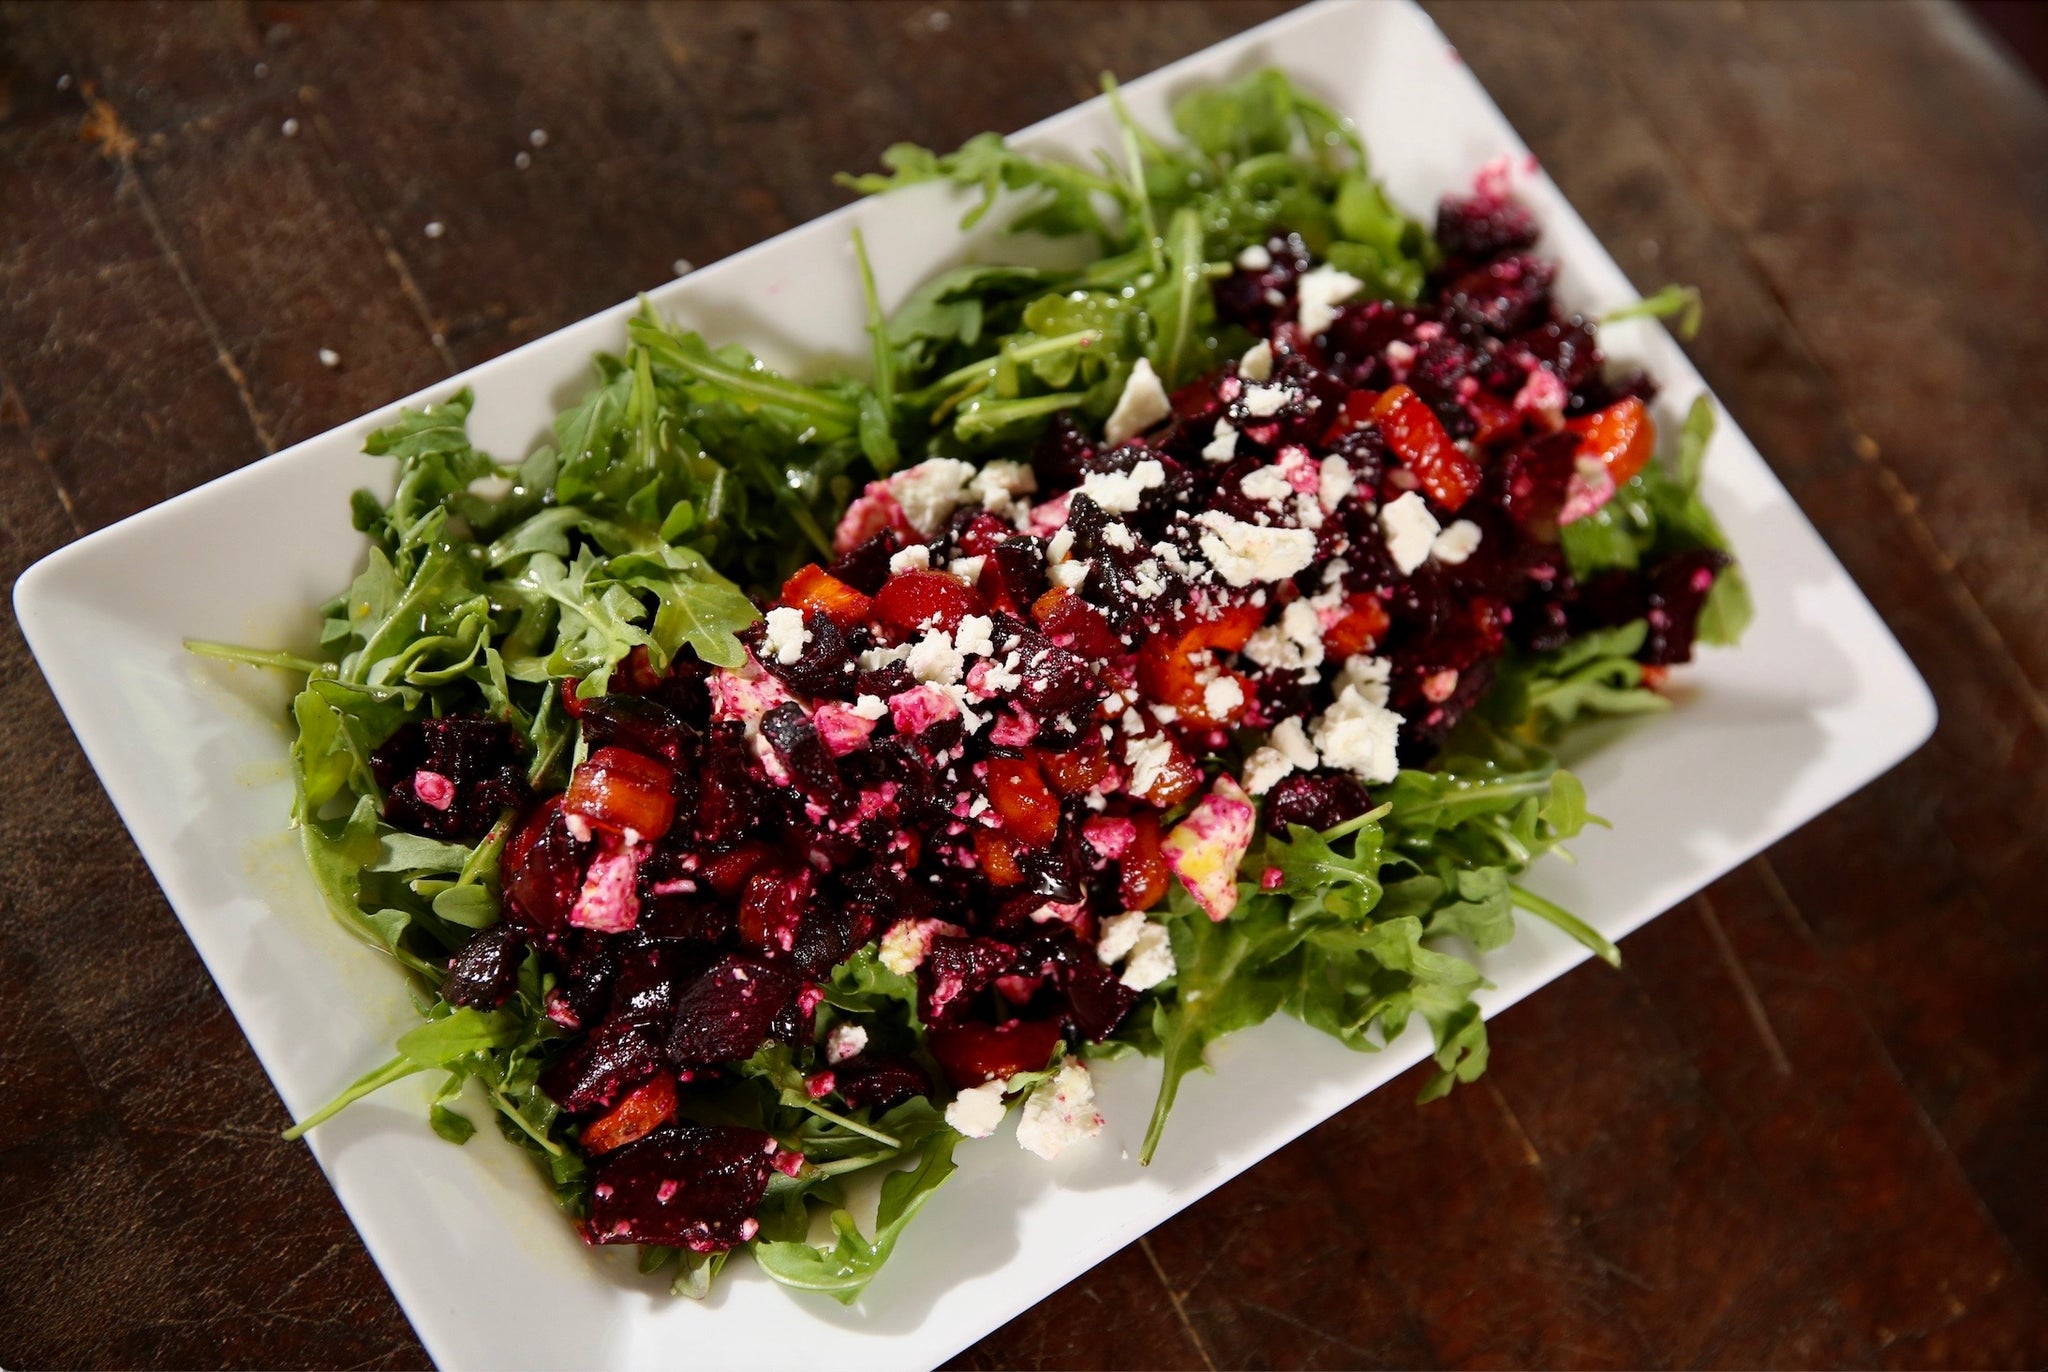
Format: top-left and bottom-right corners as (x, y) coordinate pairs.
(1602, 283), (1704, 341)
(753, 1130), (961, 1303)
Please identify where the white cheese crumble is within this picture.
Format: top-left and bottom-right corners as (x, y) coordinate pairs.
(761, 605), (810, 665)
(1203, 674), (1245, 720)
(825, 1023), (869, 1065)
(946, 1079), (1010, 1139)
(1239, 464), (1295, 506)
(968, 459), (1037, 520)
(1015, 1058), (1103, 1160)
(1119, 923), (1175, 991)
(1104, 358), (1171, 445)
(1296, 263), (1364, 337)
(1240, 744), (1294, 796)
(1238, 339), (1274, 383)
(1047, 527), (1075, 564)
(850, 693), (889, 721)
(1096, 910), (1147, 965)
(953, 614), (995, 659)
(1101, 521), (1137, 552)
(1243, 599), (1326, 676)
(1242, 382), (1291, 417)
(1380, 490), (1442, 575)
(1077, 458), (1166, 515)
(1313, 685), (1403, 784)
(1195, 511), (1317, 587)
(1049, 559), (1091, 590)
(1333, 654), (1393, 706)
(1124, 732), (1175, 797)
(949, 555), (986, 585)
(1270, 715), (1320, 769)
(889, 458), (977, 534)
(1201, 419), (1240, 463)
(1431, 519), (1484, 565)
(889, 544), (932, 575)
(857, 642), (910, 672)
(1319, 454), (1356, 513)
(906, 628), (966, 686)
(1235, 243), (1273, 271)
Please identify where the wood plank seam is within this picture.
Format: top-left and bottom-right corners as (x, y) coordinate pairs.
(1693, 891), (1794, 1077)
(0, 374), (85, 538)
(1139, 1234), (1221, 1371)
(80, 94), (280, 458)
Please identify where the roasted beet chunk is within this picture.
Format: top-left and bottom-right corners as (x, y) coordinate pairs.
(832, 1055), (934, 1113)
(1052, 951), (1140, 1041)
(927, 1019), (1062, 1089)
(827, 530), (897, 596)
(541, 1013), (666, 1114)
(501, 795), (590, 934)
(666, 955), (801, 1067)
(1434, 192), (1540, 261)
(1639, 548), (1731, 665)
(576, 694), (690, 766)
(1264, 772), (1375, 834)
(694, 723), (762, 845)
(441, 924), (525, 1009)
(759, 702), (849, 814)
(756, 611), (859, 701)
(918, 936), (1019, 1024)
(586, 1123), (776, 1251)
(1442, 252), (1556, 336)
(371, 715), (528, 840)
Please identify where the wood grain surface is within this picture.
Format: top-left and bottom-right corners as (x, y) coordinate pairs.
(3, 2), (2045, 1366)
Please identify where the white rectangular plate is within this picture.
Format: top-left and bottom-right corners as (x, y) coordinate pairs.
(15, 2), (1935, 1367)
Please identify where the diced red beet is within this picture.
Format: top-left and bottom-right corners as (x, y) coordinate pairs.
(754, 610), (860, 702)
(575, 694), (690, 766)
(586, 1123), (776, 1251)
(502, 795), (589, 934)
(666, 955), (801, 1067)
(918, 936), (1020, 1025)
(758, 702), (849, 814)
(1264, 773), (1375, 834)
(1638, 548), (1731, 666)
(441, 924), (524, 1009)
(983, 537), (1050, 615)
(541, 1013), (667, 1114)
(1434, 192), (1540, 261)
(1491, 429), (1579, 536)
(873, 569), (986, 636)
(831, 1055), (934, 1113)
(371, 715), (529, 841)
(826, 530), (898, 596)
(1443, 252), (1556, 336)
(927, 1019), (1063, 1089)
(1052, 950), (1140, 1041)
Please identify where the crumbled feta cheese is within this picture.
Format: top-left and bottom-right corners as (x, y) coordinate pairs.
(1333, 654), (1393, 706)
(878, 916), (960, 975)
(1120, 923), (1175, 990)
(1015, 1058), (1103, 1160)
(946, 1079), (1010, 1138)
(1130, 560), (1167, 599)
(1077, 458), (1165, 515)
(968, 459), (1038, 519)
(1101, 521), (1137, 552)
(1047, 528), (1075, 564)
(1270, 715), (1320, 769)
(1313, 685), (1403, 784)
(569, 839), (647, 932)
(1430, 519), (1483, 565)
(1240, 464), (1296, 506)
(1296, 263), (1364, 337)
(709, 659), (799, 738)
(1380, 490), (1442, 575)
(1240, 744), (1294, 796)
(1203, 674), (1245, 720)
(952, 613), (995, 660)
(949, 554), (987, 584)
(1201, 420), (1240, 463)
(1161, 776), (1257, 921)
(1235, 243), (1273, 271)
(825, 1023), (869, 1065)
(850, 693), (889, 721)
(906, 628), (966, 685)
(1242, 382), (1291, 417)
(857, 642), (910, 672)
(1123, 732), (1175, 798)
(1238, 339), (1274, 383)
(1096, 910), (1147, 965)
(889, 458), (977, 534)
(1242, 599), (1326, 676)
(1319, 454), (1356, 513)
(889, 544), (932, 575)
(1049, 559), (1091, 590)
(1104, 358), (1171, 445)
(1194, 511), (1317, 587)
(761, 605), (811, 665)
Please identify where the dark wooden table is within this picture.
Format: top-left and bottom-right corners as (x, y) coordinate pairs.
(3, 2), (2044, 1366)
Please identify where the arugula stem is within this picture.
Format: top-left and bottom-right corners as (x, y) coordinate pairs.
(487, 1079), (566, 1156)
(797, 1101), (900, 1149)
(1510, 884), (1622, 968)
(953, 391), (1088, 439)
(282, 1055), (422, 1141)
(851, 227), (895, 414)
(184, 639), (326, 675)
(457, 812), (514, 887)
(640, 335), (859, 425)
(741, 454), (835, 560)
(913, 328), (1105, 410)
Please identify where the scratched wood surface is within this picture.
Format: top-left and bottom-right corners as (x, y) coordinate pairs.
(1, 1), (2044, 1366)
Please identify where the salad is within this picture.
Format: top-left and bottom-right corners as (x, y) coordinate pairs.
(193, 70), (1747, 1304)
